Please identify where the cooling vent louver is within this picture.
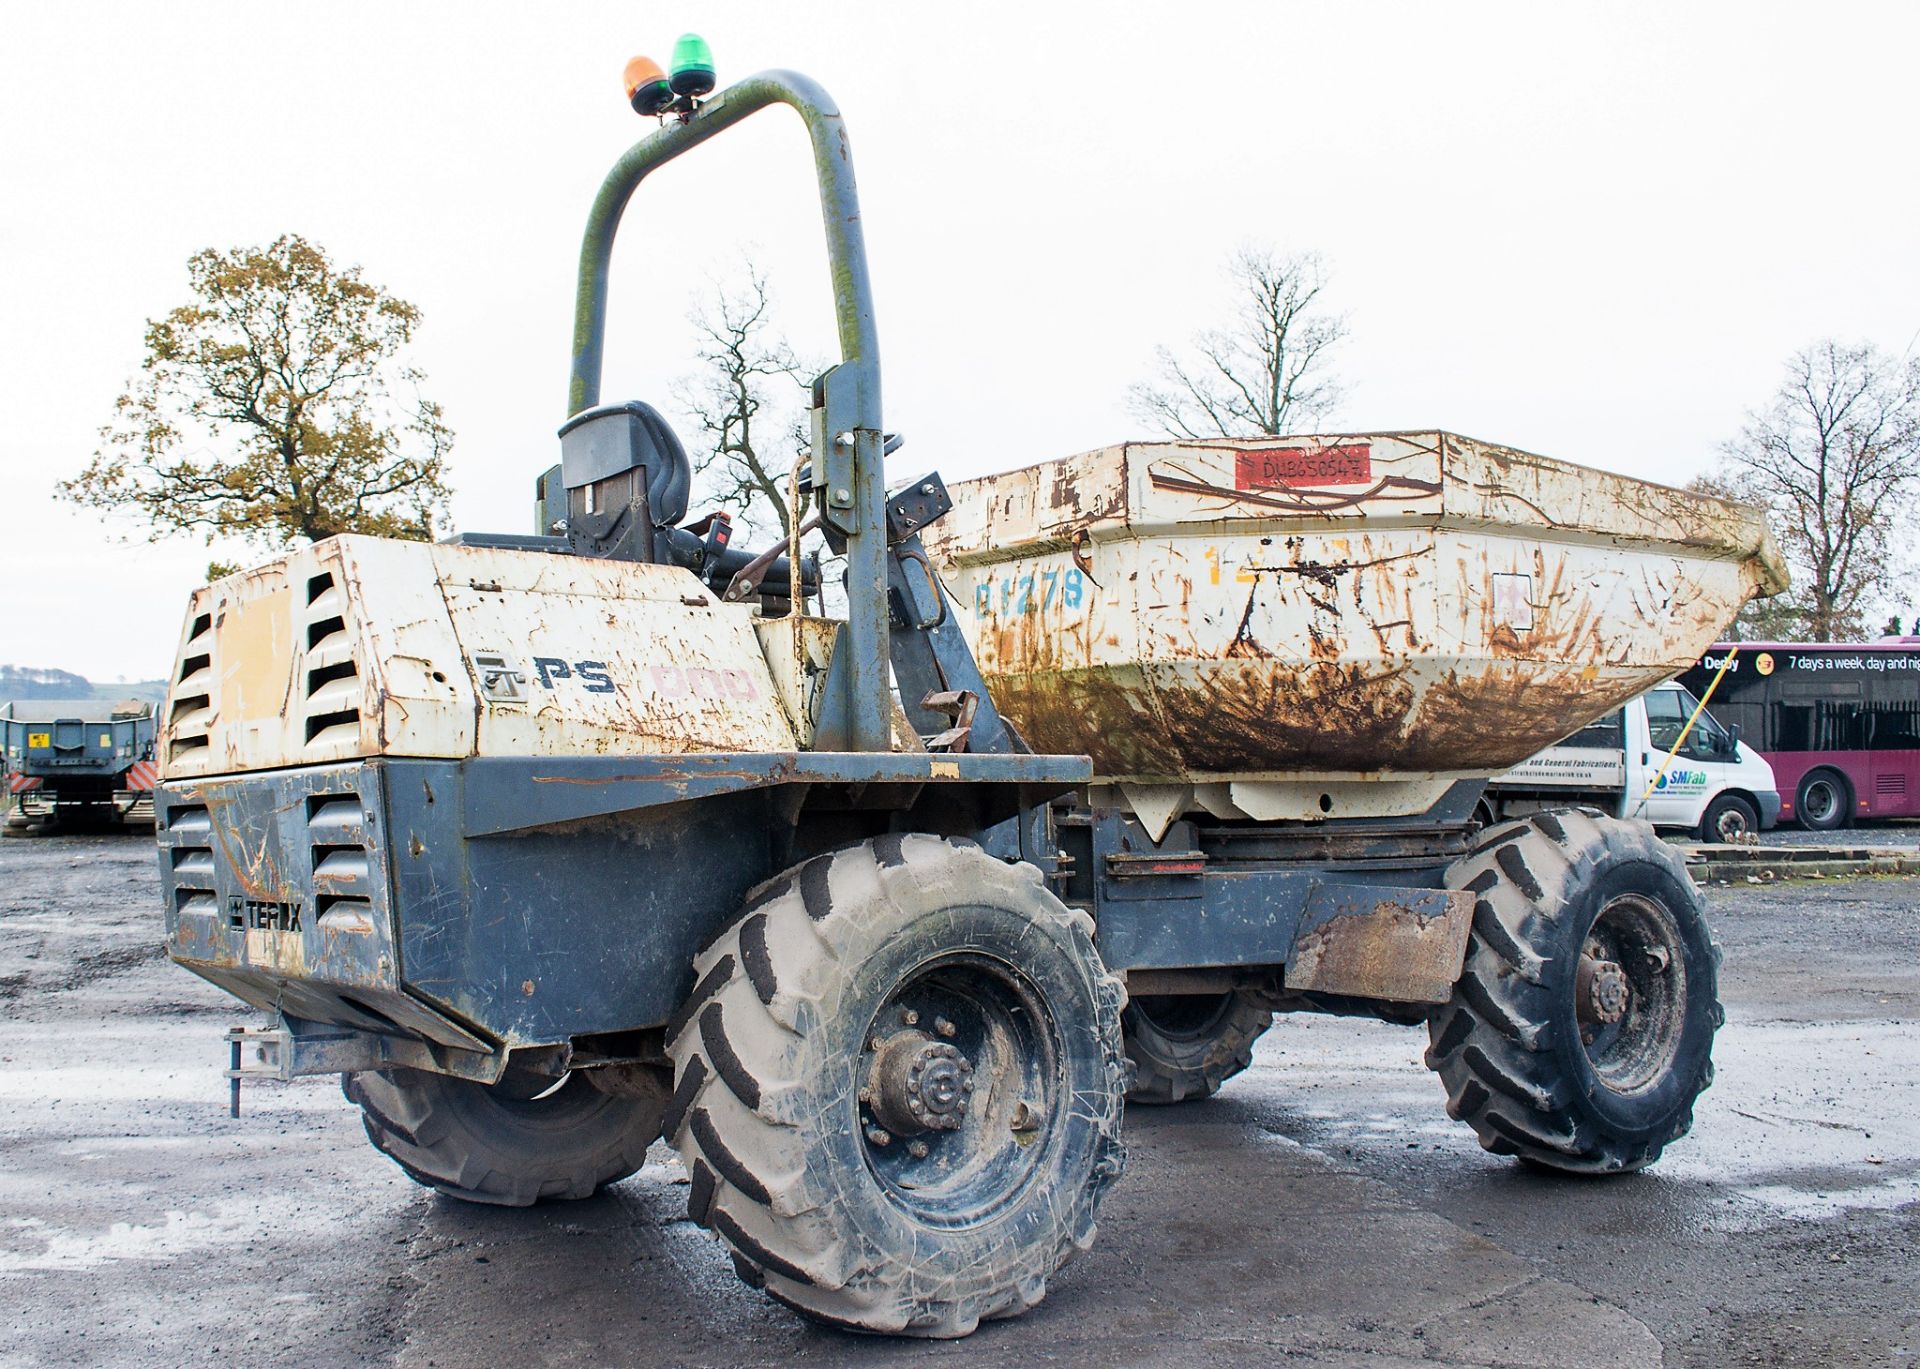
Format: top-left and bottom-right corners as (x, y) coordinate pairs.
(168, 613), (215, 767)
(167, 803), (220, 922)
(303, 571), (362, 750)
(309, 792), (375, 933)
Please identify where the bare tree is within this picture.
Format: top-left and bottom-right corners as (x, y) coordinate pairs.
(1128, 245), (1347, 439)
(1699, 340), (1920, 642)
(1684, 469), (1808, 642)
(672, 263), (810, 537)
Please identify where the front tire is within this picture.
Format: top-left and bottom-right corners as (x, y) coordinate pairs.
(666, 834), (1128, 1337)
(1698, 792), (1760, 844)
(1425, 810), (1721, 1174)
(1797, 769), (1851, 832)
(1123, 992), (1272, 1104)
(345, 1067), (663, 1206)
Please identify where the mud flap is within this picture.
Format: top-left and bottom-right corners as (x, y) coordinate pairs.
(1284, 886), (1473, 1005)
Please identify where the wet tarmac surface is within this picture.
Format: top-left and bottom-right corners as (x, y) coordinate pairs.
(1, 832), (1915, 1367)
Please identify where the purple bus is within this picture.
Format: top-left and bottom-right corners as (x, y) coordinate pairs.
(1678, 641), (1920, 830)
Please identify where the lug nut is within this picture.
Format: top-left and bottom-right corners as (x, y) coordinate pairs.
(908, 1140), (929, 1159)
(866, 1127), (891, 1147)
(935, 1017), (956, 1038)
(870, 1036), (886, 1052)
(1575, 954), (1632, 1027)
(901, 1008), (919, 1026)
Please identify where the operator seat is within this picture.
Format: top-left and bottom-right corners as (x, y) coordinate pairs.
(558, 399), (693, 531)
(541, 399), (817, 601)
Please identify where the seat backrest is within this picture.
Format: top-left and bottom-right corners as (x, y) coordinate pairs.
(557, 400), (692, 529)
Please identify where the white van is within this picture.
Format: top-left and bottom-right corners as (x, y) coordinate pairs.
(1480, 682), (1782, 842)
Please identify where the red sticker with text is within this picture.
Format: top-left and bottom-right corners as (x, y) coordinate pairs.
(1234, 443), (1373, 490)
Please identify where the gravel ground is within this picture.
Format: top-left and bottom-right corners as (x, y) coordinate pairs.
(1756, 821), (1920, 849)
(0, 832), (1915, 1367)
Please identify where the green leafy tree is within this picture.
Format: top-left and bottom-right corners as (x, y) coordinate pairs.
(60, 235), (452, 572)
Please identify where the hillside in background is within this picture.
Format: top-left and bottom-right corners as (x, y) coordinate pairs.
(0, 666), (168, 705)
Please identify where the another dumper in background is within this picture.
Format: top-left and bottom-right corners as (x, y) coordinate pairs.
(2, 698), (157, 832)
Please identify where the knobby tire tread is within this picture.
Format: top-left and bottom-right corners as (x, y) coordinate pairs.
(665, 835), (1127, 1337)
(1426, 809), (1721, 1175)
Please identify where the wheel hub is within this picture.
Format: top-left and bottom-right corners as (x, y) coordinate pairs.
(1576, 953), (1631, 1025)
(868, 1030), (975, 1136)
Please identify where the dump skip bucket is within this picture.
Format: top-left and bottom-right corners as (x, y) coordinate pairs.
(923, 432), (1785, 826)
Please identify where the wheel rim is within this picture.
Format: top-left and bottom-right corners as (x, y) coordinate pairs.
(1575, 893), (1688, 1094)
(1129, 993), (1237, 1043)
(857, 951), (1061, 1229)
(1803, 778), (1839, 824)
(1712, 804), (1752, 842)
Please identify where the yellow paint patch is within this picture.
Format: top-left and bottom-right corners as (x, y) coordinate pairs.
(220, 584), (293, 731)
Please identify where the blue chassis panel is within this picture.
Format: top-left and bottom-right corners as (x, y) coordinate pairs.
(162, 750), (1472, 1071)
(160, 750), (1086, 1054)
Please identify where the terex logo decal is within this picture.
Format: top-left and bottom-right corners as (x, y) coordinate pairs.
(231, 896), (302, 932)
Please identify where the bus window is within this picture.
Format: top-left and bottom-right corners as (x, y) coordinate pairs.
(1819, 701), (1868, 751)
(1714, 699), (1764, 750)
(1770, 702), (1812, 752)
(1865, 690), (1920, 750)
(1772, 699), (1875, 752)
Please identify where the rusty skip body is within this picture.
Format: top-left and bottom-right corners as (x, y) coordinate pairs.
(925, 431), (1788, 830)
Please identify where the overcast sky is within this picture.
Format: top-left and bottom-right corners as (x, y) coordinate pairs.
(3, 2), (1916, 680)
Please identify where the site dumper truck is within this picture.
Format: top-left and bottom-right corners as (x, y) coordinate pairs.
(2, 699), (157, 831)
(155, 57), (1788, 1338)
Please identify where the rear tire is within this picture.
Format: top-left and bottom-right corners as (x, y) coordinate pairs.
(666, 834), (1128, 1337)
(1425, 809), (1721, 1174)
(1697, 792), (1759, 844)
(344, 1067), (663, 1206)
(1122, 992), (1272, 1104)
(1797, 769), (1851, 832)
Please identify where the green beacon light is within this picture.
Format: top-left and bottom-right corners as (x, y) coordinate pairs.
(669, 32), (715, 98)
